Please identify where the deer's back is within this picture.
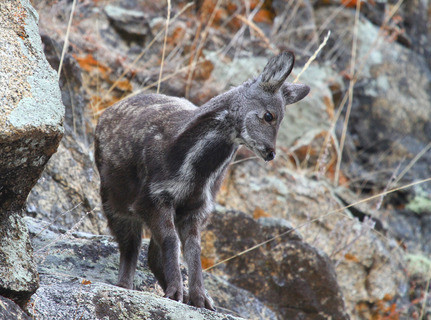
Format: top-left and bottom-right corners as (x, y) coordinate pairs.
(96, 93), (196, 160)
(95, 93), (198, 207)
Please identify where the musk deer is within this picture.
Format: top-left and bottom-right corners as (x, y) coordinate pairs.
(94, 51), (309, 310)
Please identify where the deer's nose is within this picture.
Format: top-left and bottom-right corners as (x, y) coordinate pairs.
(265, 149), (276, 161)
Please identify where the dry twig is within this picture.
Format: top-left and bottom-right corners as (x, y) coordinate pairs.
(58, 0), (77, 79)
(157, 0), (172, 94)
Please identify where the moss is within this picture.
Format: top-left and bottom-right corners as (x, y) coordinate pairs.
(406, 254), (431, 279)
(406, 187), (431, 214)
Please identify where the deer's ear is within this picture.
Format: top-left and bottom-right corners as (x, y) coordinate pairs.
(282, 83), (310, 105)
(258, 51), (295, 93)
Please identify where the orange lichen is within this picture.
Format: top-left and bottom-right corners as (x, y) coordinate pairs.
(253, 9), (274, 24)
(344, 253), (359, 263)
(201, 257), (215, 270)
(341, 0), (362, 8)
(73, 54), (110, 76)
(253, 206), (271, 219)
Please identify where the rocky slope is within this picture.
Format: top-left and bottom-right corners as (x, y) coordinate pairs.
(25, 216), (272, 320)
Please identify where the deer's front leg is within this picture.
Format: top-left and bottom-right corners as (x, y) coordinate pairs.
(147, 206), (183, 302)
(178, 216), (215, 310)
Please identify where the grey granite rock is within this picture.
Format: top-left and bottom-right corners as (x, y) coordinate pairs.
(0, 0), (64, 307)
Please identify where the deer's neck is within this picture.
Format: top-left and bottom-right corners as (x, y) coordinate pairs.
(169, 89), (240, 187)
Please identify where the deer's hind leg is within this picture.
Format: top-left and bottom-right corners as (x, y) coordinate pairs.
(145, 205), (184, 302)
(102, 196), (143, 289)
(148, 237), (166, 290)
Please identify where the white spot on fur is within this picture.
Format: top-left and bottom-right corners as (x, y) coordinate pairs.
(176, 99), (197, 111)
(164, 97), (197, 111)
(148, 103), (169, 110)
(215, 110), (229, 121)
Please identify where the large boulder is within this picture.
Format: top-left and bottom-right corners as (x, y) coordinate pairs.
(202, 210), (349, 320)
(0, 0), (64, 212)
(0, 0), (64, 307)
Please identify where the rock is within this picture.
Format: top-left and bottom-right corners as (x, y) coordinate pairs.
(206, 52), (269, 90)
(313, 8), (431, 277)
(217, 159), (408, 317)
(26, 36), (106, 235)
(202, 210), (349, 320)
(385, 209), (431, 256)
(360, 0), (431, 66)
(104, 4), (151, 42)
(0, 213), (39, 308)
(312, 0), (431, 60)
(29, 275), (244, 320)
(405, 253), (431, 281)
(26, 217), (156, 292)
(0, 296), (31, 320)
(26, 125), (106, 235)
(203, 274), (278, 320)
(40, 34), (92, 144)
(25, 217), (276, 320)
(0, 0), (64, 307)
(0, 0), (64, 212)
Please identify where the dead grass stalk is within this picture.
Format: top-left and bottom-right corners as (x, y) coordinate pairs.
(57, 0), (77, 79)
(334, 0), (361, 186)
(157, 0), (172, 94)
(293, 30), (331, 84)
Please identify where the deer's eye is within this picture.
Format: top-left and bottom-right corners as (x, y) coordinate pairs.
(264, 112), (274, 122)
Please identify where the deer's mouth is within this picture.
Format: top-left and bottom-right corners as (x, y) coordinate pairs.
(247, 145), (275, 162)
(264, 150), (276, 161)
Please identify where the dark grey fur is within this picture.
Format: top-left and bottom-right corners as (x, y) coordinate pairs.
(94, 51), (309, 310)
